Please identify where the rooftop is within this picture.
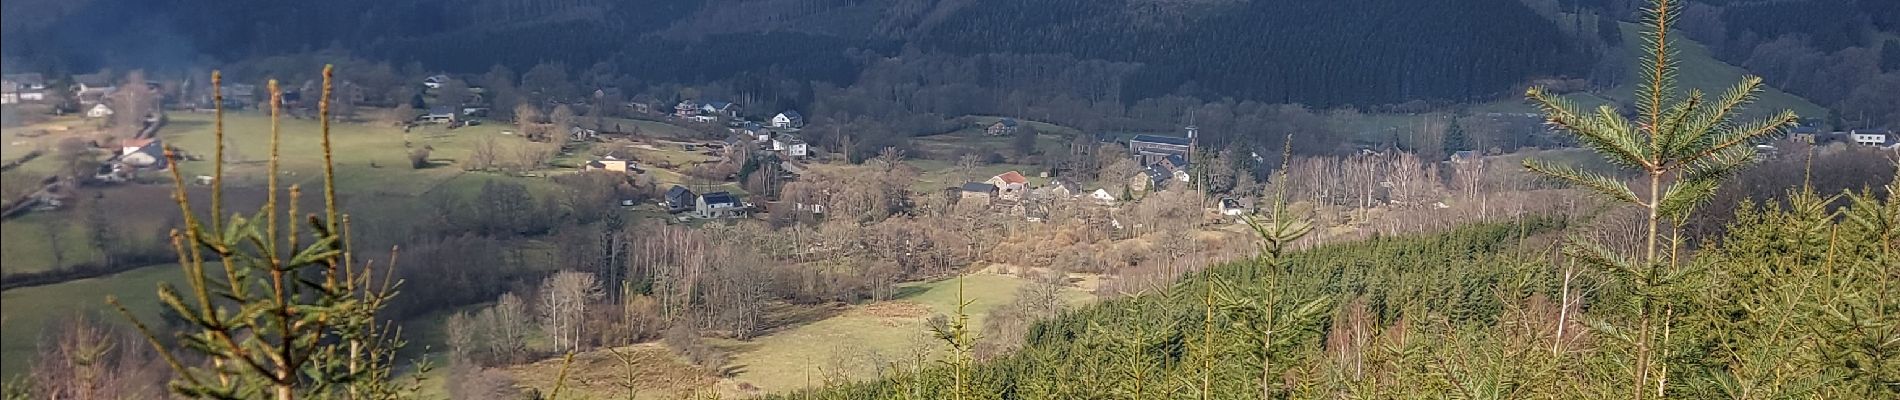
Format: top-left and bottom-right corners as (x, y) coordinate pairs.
(1130, 134), (1192, 146)
(700, 191), (739, 205)
(993, 171), (1027, 184)
(961, 182), (998, 193)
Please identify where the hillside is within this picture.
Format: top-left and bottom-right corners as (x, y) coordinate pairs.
(3, 0), (1591, 108)
(777, 189), (1900, 398)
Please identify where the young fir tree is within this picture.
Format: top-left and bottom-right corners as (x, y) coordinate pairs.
(111, 67), (420, 399)
(1521, 0), (1797, 397)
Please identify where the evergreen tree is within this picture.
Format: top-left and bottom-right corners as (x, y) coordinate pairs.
(115, 68), (420, 399)
(1522, 0), (1798, 397)
(1442, 117), (1471, 156)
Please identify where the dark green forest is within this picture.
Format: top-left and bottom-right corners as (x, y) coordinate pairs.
(2, 0), (1590, 107)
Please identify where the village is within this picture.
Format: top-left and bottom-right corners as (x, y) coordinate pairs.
(3, 64), (1895, 398)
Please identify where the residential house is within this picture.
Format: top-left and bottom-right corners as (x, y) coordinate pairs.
(226, 82), (260, 107)
(85, 103), (115, 119)
(700, 101), (740, 118)
(675, 100), (701, 118)
(1133, 164), (1172, 191)
(958, 182), (999, 203)
(1449, 150), (1479, 164)
(584, 156), (629, 173)
(1218, 198), (1251, 216)
(422, 74), (450, 89)
(74, 73), (115, 105)
(1128, 134), (1193, 165)
(665, 185), (697, 213)
(570, 126), (600, 142)
(2, 73), (47, 104)
(771, 137), (810, 158)
(1160, 154), (1189, 174)
(418, 106), (457, 123)
(695, 192), (745, 219)
(985, 118), (1020, 136)
(772, 110), (805, 129)
(1090, 188), (1118, 205)
(985, 171), (1029, 200)
(1790, 126), (1821, 144)
(116, 138), (167, 169)
(1849, 129), (1895, 148)
(690, 115), (719, 123)
(1047, 178), (1081, 198)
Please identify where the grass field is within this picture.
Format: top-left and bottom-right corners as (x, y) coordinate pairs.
(0, 213), (106, 275)
(0, 265), (188, 378)
(501, 271), (1093, 398)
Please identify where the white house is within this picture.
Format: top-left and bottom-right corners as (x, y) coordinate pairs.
(422, 74), (450, 89)
(699, 101), (740, 117)
(695, 192), (745, 219)
(772, 110), (805, 129)
(1090, 188), (1117, 205)
(772, 138), (810, 158)
(1219, 198), (1250, 216)
(1850, 130), (1894, 147)
(2, 73), (47, 104)
(86, 103), (115, 118)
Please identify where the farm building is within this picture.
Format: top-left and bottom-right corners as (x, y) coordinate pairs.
(985, 171), (1029, 200)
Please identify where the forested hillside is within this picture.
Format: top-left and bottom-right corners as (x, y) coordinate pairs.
(1, 0), (1593, 107)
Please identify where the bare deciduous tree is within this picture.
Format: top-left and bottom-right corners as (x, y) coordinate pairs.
(540, 270), (602, 353)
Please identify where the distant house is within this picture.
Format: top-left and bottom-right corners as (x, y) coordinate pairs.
(418, 106), (457, 123)
(584, 156), (629, 173)
(1, 73), (47, 104)
(986, 118), (1020, 136)
(772, 110), (805, 129)
(690, 115), (719, 123)
(1046, 178), (1081, 198)
(1790, 126), (1821, 144)
(221, 83), (258, 108)
(570, 126), (600, 141)
(985, 171), (1029, 200)
(700, 101), (740, 117)
(772, 137), (810, 158)
(1219, 198), (1250, 216)
(116, 138), (167, 169)
(1090, 188), (1118, 205)
(422, 75), (450, 89)
(85, 103), (115, 119)
(1449, 150), (1479, 164)
(958, 182), (999, 202)
(665, 185), (697, 213)
(1849, 129), (1895, 148)
(73, 73), (115, 105)
(675, 100), (701, 118)
(1128, 134), (1193, 165)
(695, 192), (745, 219)
(1160, 154), (1189, 173)
(1133, 164), (1172, 191)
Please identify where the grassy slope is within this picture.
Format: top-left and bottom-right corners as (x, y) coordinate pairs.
(0, 265), (187, 377)
(503, 272), (1093, 398)
(0, 112), (574, 378)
